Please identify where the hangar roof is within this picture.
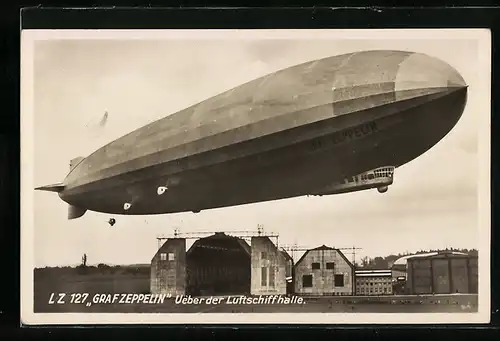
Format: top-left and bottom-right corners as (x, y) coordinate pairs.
(187, 232), (251, 257)
(392, 251), (468, 267)
(294, 245), (354, 270)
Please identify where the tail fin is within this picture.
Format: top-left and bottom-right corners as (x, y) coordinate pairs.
(35, 183), (65, 192)
(70, 157), (85, 171)
(68, 157), (88, 219)
(34, 156), (85, 191)
(68, 205), (87, 220)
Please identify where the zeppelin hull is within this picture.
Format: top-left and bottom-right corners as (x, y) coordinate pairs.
(43, 50), (468, 216)
(60, 87), (467, 215)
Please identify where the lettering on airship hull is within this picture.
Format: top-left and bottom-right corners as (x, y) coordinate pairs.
(310, 121), (378, 151)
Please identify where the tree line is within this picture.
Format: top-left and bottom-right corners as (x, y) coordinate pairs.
(355, 248), (478, 270)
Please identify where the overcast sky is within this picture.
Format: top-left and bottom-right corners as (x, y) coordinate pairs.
(30, 33), (484, 267)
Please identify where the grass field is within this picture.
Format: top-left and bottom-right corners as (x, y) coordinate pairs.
(33, 267), (478, 313)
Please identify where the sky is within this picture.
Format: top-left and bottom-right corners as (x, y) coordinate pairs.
(29, 33), (485, 268)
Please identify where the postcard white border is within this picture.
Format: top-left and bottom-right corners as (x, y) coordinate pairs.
(20, 28), (492, 325)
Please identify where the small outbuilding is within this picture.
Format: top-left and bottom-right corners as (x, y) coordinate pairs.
(355, 269), (393, 296)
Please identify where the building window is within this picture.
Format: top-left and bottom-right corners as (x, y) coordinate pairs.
(334, 274), (344, 287)
(269, 267), (275, 287)
(261, 252), (267, 260)
(168, 253), (175, 261)
(312, 262), (320, 270)
(261, 267), (267, 286)
(326, 262), (335, 270)
(160, 253), (166, 261)
(302, 275), (313, 288)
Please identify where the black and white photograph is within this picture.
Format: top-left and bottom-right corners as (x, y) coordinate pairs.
(20, 29), (491, 324)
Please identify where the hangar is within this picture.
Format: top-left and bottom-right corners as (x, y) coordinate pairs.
(390, 252), (463, 280)
(186, 232), (251, 295)
(405, 252), (478, 295)
(150, 232), (291, 296)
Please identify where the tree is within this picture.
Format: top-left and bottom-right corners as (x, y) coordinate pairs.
(469, 249), (478, 256)
(372, 256), (388, 269)
(81, 253), (87, 267)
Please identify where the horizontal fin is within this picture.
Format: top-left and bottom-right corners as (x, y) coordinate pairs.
(68, 205), (87, 220)
(35, 183), (65, 193)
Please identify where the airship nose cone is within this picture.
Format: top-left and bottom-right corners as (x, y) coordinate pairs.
(395, 52), (467, 91)
(393, 52), (468, 134)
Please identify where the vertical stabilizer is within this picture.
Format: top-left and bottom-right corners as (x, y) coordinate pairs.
(70, 157), (85, 171)
(68, 157), (87, 219)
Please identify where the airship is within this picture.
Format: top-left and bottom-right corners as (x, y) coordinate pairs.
(35, 50), (468, 219)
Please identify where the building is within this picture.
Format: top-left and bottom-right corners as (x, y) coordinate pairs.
(391, 263), (407, 281)
(251, 236), (289, 295)
(150, 232), (288, 296)
(355, 269), (393, 296)
(186, 233), (252, 296)
(294, 245), (355, 296)
(150, 238), (186, 295)
(406, 252), (478, 295)
(391, 251), (467, 281)
(280, 250), (294, 280)
(280, 249), (294, 294)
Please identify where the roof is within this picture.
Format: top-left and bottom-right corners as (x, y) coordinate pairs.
(356, 269), (392, 273)
(237, 239), (252, 255)
(311, 245), (335, 251)
(152, 237), (186, 262)
(280, 249), (294, 263)
(391, 264), (407, 272)
(407, 251), (471, 262)
(186, 232), (251, 257)
(356, 272), (392, 277)
(392, 251), (468, 267)
(294, 245), (354, 270)
(355, 269), (392, 277)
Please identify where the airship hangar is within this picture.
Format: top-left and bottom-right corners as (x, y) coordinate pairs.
(151, 227), (361, 297)
(150, 229), (293, 296)
(150, 228), (478, 298)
